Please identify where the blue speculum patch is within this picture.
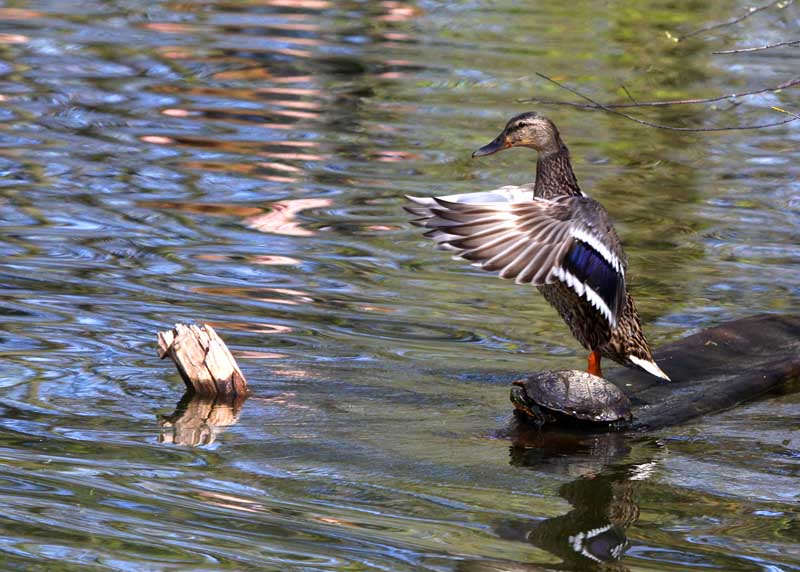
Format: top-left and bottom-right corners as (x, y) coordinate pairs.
(563, 240), (622, 315)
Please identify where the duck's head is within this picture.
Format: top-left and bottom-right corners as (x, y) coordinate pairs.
(472, 112), (564, 158)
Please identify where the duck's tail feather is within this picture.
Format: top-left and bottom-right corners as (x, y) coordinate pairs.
(628, 355), (671, 381)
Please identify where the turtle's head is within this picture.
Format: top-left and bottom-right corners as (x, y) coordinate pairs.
(472, 112), (563, 158)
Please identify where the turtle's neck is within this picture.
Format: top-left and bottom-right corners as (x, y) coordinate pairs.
(534, 145), (582, 199)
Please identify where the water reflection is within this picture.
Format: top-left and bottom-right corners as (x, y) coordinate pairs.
(500, 427), (663, 571)
(506, 423), (634, 478)
(139, 196), (332, 236)
(245, 198), (332, 236)
(159, 391), (246, 447)
(0, 0), (798, 571)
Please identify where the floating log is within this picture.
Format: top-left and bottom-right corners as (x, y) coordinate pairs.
(511, 314), (800, 431)
(157, 323), (248, 398)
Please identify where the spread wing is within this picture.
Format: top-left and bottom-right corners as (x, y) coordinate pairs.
(405, 192), (628, 328)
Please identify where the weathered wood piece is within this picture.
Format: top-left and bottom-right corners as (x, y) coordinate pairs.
(512, 314), (800, 431)
(157, 323), (248, 398)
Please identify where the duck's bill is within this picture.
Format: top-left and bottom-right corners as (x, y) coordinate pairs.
(472, 135), (510, 157)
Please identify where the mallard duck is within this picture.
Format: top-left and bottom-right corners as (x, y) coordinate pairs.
(405, 112), (670, 381)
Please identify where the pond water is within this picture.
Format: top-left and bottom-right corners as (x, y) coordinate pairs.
(0, 0), (798, 570)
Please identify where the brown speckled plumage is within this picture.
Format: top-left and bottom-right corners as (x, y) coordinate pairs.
(405, 112), (670, 381)
(533, 144), (581, 199)
(539, 284), (655, 368)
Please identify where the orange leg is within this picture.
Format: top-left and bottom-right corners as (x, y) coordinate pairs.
(587, 350), (603, 377)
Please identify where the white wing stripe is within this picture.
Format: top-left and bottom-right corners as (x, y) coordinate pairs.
(584, 284), (615, 327)
(571, 228), (624, 275)
(554, 266), (617, 328)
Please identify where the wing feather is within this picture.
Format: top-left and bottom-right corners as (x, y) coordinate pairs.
(406, 190), (630, 328)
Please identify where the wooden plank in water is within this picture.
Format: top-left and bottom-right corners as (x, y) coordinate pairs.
(157, 323), (248, 398)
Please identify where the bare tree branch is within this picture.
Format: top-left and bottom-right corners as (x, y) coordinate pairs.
(518, 77), (800, 110)
(531, 72), (799, 132)
(713, 39), (800, 54)
(676, 0), (795, 42)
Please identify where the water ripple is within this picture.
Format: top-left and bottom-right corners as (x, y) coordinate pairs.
(0, 1), (798, 571)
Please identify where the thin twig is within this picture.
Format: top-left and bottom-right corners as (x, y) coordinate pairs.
(620, 85), (638, 104)
(532, 72), (799, 132)
(677, 0), (794, 41)
(518, 77), (800, 109)
(772, 106), (800, 120)
(713, 39), (800, 54)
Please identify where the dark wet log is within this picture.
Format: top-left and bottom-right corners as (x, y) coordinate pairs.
(157, 323), (248, 398)
(158, 391), (246, 447)
(513, 314), (800, 431)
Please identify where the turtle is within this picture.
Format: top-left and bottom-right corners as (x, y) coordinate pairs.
(510, 370), (632, 426)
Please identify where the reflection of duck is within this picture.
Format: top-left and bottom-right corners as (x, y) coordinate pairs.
(405, 112), (669, 381)
(495, 463), (639, 571)
(494, 429), (659, 571)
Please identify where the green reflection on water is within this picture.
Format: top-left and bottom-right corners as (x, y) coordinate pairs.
(0, 0), (797, 571)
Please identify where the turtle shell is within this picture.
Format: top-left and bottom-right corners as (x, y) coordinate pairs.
(513, 370), (632, 423)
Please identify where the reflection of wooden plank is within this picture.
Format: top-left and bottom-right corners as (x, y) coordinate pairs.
(158, 391), (246, 447)
(157, 323), (248, 398)
(511, 314), (800, 431)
